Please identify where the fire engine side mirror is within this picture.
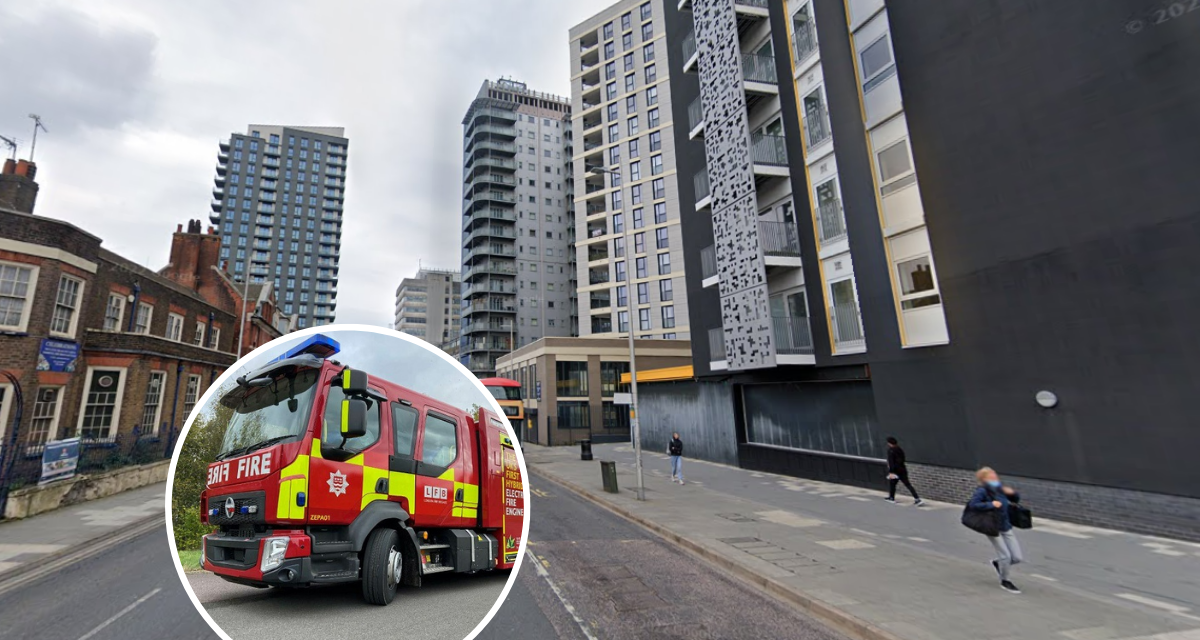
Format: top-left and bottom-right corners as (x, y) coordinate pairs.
(341, 368), (369, 395)
(340, 398), (368, 439)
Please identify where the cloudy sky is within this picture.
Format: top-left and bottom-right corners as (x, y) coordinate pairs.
(0, 0), (614, 326)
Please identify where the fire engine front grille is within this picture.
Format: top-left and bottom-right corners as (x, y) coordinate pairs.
(207, 491), (267, 526)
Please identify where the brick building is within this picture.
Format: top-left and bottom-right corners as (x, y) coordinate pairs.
(0, 159), (243, 459)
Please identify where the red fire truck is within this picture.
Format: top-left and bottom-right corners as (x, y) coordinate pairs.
(199, 335), (525, 605)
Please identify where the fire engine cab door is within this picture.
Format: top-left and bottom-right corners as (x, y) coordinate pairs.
(307, 384), (385, 524)
(411, 410), (459, 528)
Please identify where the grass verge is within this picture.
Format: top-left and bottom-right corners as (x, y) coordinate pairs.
(177, 549), (203, 573)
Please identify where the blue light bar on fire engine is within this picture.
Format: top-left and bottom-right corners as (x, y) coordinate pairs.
(270, 334), (341, 363)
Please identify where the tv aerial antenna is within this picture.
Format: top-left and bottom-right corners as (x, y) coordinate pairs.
(28, 114), (47, 161)
(0, 135), (16, 161)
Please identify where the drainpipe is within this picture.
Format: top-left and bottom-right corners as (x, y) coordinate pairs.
(206, 311), (215, 348)
(164, 361), (184, 458)
(126, 283), (141, 332)
(0, 372), (25, 516)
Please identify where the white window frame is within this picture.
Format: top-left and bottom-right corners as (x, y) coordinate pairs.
(210, 327), (221, 350)
(183, 374), (202, 418)
(0, 261), (39, 333)
(134, 302), (153, 335)
(894, 253), (943, 310)
(859, 32), (896, 89)
(49, 274), (85, 338)
(166, 312), (185, 342)
(875, 138), (916, 193)
(0, 382), (13, 446)
(103, 293), (125, 331)
(28, 386), (64, 449)
(76, 366), (128, 441)
(193, 321), (206, 346)
(140, 371), (167, 436)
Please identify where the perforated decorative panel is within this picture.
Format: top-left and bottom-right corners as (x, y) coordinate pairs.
(694, 0), (775, 370)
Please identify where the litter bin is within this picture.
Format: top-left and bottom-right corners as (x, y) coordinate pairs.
(580, 439), (593, 461)
(600, 460), (619, 493)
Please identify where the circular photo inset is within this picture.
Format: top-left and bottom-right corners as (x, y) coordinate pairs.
(166, 325), (528, 640)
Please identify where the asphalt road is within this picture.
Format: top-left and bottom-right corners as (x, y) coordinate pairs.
(188, 556), (508, 639)
(0, 524), (215, 640)
(475, 475), (846, 640)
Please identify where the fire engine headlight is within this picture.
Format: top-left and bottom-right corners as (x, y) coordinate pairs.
(200, 537), (207, 568)
(260, 537), (289, 573)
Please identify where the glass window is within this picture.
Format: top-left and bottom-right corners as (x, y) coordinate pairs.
(640, 2), (652, 21)
(321, 384), (382, 454)
(631, 184), (643, 205)
(896, 255), (942, 310)
(625, 74), (636, 93)
(392, 404), (418, 457)
(637, 282), (649, 304)
(81, 369), (122, 440)
(624, 53), (635, 72)
(604, 41), (615, 59)
(556, 361), (589, 397)
(557, 401), (591, 430)
(603, 22), (614, 39)
(660, 278), (673, 301)
(103, 294), (124, 331)
(134, 303), (153, 334)
(644, 64), (657, 83)
(860, 34), (895, 83)
(649, 131), (661, 152)
(658, 252), (671, 275)
(600, 362), (630, 397)
(628, 116), (639, 136)
(651, 156), (663, 177)
(50, 275), (82, 336)
(629, 138), (640, 158)
(654, 201), (667, 223)
(639, 308), (651, 331)
(646, 86), (658, 105)
(621, 12), (632, 30)
(642, 22), (654, 41)
(617, 285), (628, 307)
(636, 257), (647, 278)
(634, 232), (645, 253)
(656, 228), (669, 249)
(618, 310), (630, 332)
(643, 43), (655, 63)
(877, 139), (913, 183)
(662, 306), (676, 328)
(420, 412), (457, 467)
(166, 313), (184, 342)
(647, 107), (660, 128)
(28, 387), (61, 445)
(140, 371), (166, 434)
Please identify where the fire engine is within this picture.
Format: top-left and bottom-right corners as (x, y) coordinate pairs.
(199, 334), (525, 605)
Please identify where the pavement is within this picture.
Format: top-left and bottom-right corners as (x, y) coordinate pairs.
(475, 473), (844, 640)
(523, 442), (1200, 640)
(0, 483), (216, 640)
(188, 561), (508, 640)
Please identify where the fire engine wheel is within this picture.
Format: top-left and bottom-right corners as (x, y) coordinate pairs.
(362, 528), (402, 605)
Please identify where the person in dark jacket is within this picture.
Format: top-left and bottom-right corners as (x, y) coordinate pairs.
(884, 437), (925, 506)
(967, 467), (1024, 594)
(667, 432), (684, 484)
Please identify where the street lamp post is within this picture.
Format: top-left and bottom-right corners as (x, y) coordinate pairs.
(588, 166), (645, 501)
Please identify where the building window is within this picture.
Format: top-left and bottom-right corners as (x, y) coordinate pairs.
(49, 275), (83, 337)
(656, 228), (669, 249)
(625, 74), (636, 93)
(640, 2), (652, 21)
(654, 201), (667, 224)
(210, 326), (221, 349)
(628, 138), (639, 158)
(660, 278), (673, 301)
(556, 361), (589, 397)
(636, 257), (647, 278)
(166, 313), (185, 342)
(649, 131), (662, 152)
(639, 308), (651, 331)
(28, 387), (62, 447)
(662, 305), (676, 329)
(134, 303), (153, 334)
(626, 95), (637, 114)
(634, 232), (645, 253)
(896, 255), (942, 310)
(103, 294), (125, 331)
(643, 42), (655, 63)
(140, 371), (166, 435)
(183, 374), (202, 417)
(637, 282), (649, 304)
(557, 401), (591, 430)
(624, 52), (635, 72)
(860, 33), (896, 91)
(877, 139), (916, 195)
(627, 116), (639, 136)
(600, 362), (630, 397)
(621, 12), (632, 31)
(642, 22), (654, 41)
(80, 368), (123, 441)
(617, 285), (628, 307)
(651, 156), (664, 177)
(647, 107), (660, 128)
(617, 310), (629, 333)
(644, 64), (657, 83)
(603, 21), (614, 40)
(194, 321), (206, 346)
(658, 252), (671, 275)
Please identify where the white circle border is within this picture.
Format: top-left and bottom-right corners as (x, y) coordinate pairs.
(163, 324), (532, 640)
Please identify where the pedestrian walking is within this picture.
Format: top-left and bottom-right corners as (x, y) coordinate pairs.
(667, 432), (684, 485)
(884, 437), (924, 506)
(965, 467), (1025, 594)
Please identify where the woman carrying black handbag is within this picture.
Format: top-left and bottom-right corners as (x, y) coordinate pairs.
(965, 467), (1026, 594)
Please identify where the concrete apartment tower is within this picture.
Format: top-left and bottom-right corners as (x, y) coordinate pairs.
(460, 79), (577, 377)
(393, 267), (462, 352)
(209, 125), (348, 330)
(570, 0), (690, 341)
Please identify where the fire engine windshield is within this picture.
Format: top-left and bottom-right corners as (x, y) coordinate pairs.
(216, 367), (320, 460)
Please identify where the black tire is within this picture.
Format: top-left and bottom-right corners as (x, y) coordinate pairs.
(361, 528), (401, 605)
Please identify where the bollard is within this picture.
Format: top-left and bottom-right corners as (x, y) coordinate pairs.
(600, 460), (619, 493)
(580, 439), (593, 461)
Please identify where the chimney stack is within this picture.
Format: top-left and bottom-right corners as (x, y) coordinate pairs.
(0, 158), (39, 214)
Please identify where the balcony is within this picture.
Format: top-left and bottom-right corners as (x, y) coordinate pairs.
(830, 302), (866, 351)
(464, 207), (517, 228)
(759, 220), (802, 260)
(688, 96), (705, 138)
(591, 317), (613, 334)
(682, 31), (698, 73)
(772, 314), (814, 356)
(793, 15), (819, 66)
(694, 171), (711, 210)
(210, 198), (222, 212)
(816, 199), (847, 244)
(701, 245), (718, 286)
(589, 293), (611, 310)
(466, 244), (516, 259)
(588, 269), (611, 285)
(804, 101), (832, 149)
(469, 156), (516, 174)
(708, 327), (727, 364)
(751, 134), (788, 167)
(742, 54), (778, 93)
(466, 190), (517, 207)
(464, 261), (517, 280)
(465, 225), (516, 243)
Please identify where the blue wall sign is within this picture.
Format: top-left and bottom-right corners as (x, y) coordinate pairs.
(40, 437), (81, 484)
(37, 339), (80, 373)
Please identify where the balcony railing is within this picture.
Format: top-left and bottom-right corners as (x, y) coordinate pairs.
(688, 96), (704, 132)
(772, 315), (814, 355)
(701, 245), (717, 280)
(735, 0), (769, 7)
(682, 31), (697, 64)
(590, 295), (612, 309)
(758, 220), (801, 257)
(589, 270), (611, 285)
(831, 302), (866, 349)
(751, 134), (788, 166)
(793, 17), (818, 64)
(816, 199), (847, 243)
(742, 54), (777, 84)
(694, 171), (710, 202)
(804, 101), (832, 148)
(708, 327), (726, 361)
